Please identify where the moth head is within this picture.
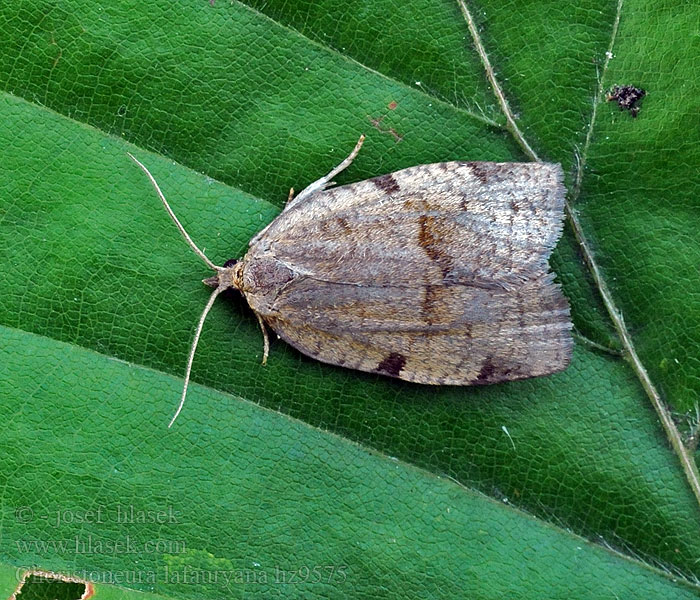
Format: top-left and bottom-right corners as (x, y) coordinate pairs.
(127, 152), (245, 428)
(202, 258), (244, 291)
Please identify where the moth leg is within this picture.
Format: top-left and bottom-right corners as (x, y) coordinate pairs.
(256, 312), (270, 365)
(285, 134), (365, 211)
(286, 187), (295, 206)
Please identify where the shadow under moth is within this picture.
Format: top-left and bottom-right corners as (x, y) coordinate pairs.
(128, 135), (572, 426)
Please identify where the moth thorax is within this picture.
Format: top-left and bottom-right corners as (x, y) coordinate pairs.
(243, 257), (295, 296)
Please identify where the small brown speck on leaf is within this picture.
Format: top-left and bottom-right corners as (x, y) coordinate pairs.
(388, 101), (398, 110)
(367, 115), (404, 142)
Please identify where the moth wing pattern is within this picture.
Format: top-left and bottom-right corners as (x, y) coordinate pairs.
(242, 161), (572, 384)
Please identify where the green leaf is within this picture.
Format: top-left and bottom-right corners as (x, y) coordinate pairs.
(1, 325), (698, 599)
(1, 0), (699, 596)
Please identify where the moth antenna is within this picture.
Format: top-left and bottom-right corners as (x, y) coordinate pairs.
(127, 152), (220, 272)
(168, 286), (223, 428)
(289, 134), (365, 208)
(323, 134), (365, 183)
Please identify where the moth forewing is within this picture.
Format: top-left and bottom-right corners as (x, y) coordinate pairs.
(129, 140), (572, 425)
(243, 161), (572, 385)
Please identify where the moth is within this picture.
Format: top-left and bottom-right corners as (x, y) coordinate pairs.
(128, 135), (572, 426)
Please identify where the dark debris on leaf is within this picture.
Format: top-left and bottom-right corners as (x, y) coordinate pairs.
(606, 85), (646, 117)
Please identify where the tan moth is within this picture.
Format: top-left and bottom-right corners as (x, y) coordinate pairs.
(128, 136), (572, 426)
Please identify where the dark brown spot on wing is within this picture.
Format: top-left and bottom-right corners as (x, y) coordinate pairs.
(376, 352), (406, 377)
(474, 356), (514, 384)
(422, 285), (439, 325)
(372, 173), (401, 194)
(320, 216), (352, 236)
(475, 357), (497, 382)
(403, 194), (430, 211)
(418, 216), (454, 279)
(466, 162), (489, 183)
(336, 216), (351, 233)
